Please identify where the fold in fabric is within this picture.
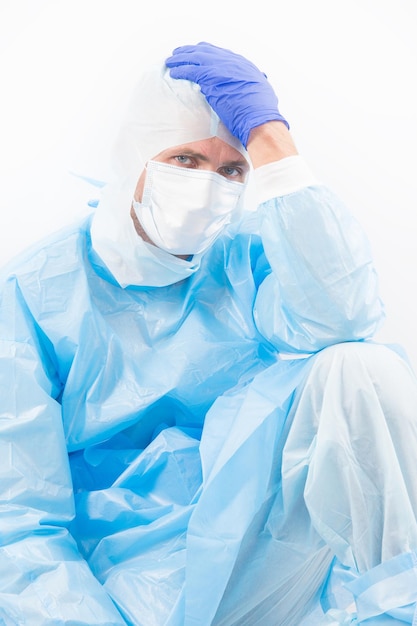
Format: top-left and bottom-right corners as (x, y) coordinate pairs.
(346, 551), (417, 623)
(0, 182), (389, 623)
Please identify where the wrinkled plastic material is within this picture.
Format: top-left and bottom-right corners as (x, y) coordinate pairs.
(2, 182), (417, 625)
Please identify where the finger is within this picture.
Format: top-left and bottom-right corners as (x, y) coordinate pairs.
(170, 44), (199, 55)
(165, 58), (199, 68)
(168, 42), (225, 65)
(166, 52), (201, 68)
(167, 66), (202, 81)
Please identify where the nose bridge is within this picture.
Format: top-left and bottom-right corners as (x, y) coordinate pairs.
(196, 152), (223, 174)
(204, 161), (219, 173)
(204, 137), (234, 172)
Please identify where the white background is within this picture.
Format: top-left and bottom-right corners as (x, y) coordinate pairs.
(1, 0), (416, 368)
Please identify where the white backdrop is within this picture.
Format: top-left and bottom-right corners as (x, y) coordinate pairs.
(1, 0), (416, 367)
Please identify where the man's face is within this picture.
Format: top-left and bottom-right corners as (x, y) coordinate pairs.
(131, 136), (249, 254)
(134, 136), (249, 201)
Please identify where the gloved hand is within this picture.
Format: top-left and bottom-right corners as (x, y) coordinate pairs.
(165, 42), (289, 147)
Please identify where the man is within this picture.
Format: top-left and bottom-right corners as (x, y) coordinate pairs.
(1, 42), (416, 625)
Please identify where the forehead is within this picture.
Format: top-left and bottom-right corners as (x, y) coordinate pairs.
(153, 136), (249, 165)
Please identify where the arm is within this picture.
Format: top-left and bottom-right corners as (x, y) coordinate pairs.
(247, 121), (384, 353)
(247, 120), (298, 166)
(0, 277), (125, 624)
(166, 43), (385, 353)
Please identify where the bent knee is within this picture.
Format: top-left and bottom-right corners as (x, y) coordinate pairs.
(313, 341), (409, 374)
(289, 340), (417, 458)
(307, 340), (416, 402)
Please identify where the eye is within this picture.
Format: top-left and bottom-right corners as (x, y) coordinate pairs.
(219, 165), (245, 180)
(173, 155), (194, 167)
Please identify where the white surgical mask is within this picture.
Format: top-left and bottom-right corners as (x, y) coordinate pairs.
(132, 160), (245, 255)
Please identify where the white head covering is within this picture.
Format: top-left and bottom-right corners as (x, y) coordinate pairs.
(113, 64), (246, 181)
(90, 63), (248, 288)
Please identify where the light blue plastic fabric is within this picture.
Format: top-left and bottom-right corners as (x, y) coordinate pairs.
(346, 552), (417, 623)
(2, 184), (416, 625)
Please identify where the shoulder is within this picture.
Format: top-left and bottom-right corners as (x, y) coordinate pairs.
(0, 215), (93, 284)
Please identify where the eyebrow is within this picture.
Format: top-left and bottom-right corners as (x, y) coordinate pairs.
(222, 159), (250, 169)
(178, 150), (210, 161)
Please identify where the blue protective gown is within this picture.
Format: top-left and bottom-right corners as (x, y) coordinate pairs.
(1, 183), (414, 625)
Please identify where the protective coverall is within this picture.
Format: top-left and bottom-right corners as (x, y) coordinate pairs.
(1, 45), (417, 626)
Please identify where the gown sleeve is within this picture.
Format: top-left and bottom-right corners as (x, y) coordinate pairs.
(0, 276), (126, 625)
(253, 156), (385, 354)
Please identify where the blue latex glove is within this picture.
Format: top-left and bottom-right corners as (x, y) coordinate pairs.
(165, 42), (289, 148)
